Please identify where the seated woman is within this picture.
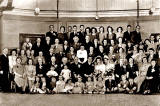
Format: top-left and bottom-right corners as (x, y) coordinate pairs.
(94, 56), (105, 76)
(134, 57), (150, 93)
(73, 77), (85, 94)
(142, 59), (159, 94)
(84, 76), (94, 94)
(77, 45), (88, 64)
(13, 57), (26, 93)
(126, 78), (137, 94)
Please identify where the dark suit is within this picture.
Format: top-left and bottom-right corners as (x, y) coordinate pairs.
(123, 31), (132, 42)
(131, 31), (142, 44)
(69, 32), (79, 44)
(0, 54), (10, 91)
(32, 43), (43, 57)
(57, 33), (68, 44)
(46, 31), (57, 44)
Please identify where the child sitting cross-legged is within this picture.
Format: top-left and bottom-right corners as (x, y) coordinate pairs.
(73, 76), (85, 94)
(84, 76), (94, 94)
(64, 79), (74, 94)
(93, 75), (105, 94)
(104, 70), (118, 93)
(118, 75), (129, 93)
(48, 77), (57, 94)
(53, 75), (66, 94)
(126, 78), (137, 94)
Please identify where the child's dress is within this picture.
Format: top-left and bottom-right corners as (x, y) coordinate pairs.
(85, 81), (94, 93)
(73, 82), (85, 93)
(54, 80), (65, 93)
(61, 69), (71, 82)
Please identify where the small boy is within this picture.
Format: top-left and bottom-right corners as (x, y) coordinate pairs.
(126, 78), (137, 94)
(118, 75), (129, 93)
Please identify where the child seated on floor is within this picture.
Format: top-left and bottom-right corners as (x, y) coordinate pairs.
(104, 71), (118, 93)
(48, 77), (57, 94)
(60, 65), (71, 82)
(84, 76), (94, 94)
(73, 77), (85, 94)
(40, 77), (48, 94)
(30, 76), (40, 93)
(54, 75), (66, 93)
(93, 76), (105, 94)
(126, 78), (137, 94)
(118, 75), (129, 93)
(64, 79), (74, 94)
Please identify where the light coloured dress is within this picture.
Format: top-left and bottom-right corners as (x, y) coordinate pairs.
(13, 65), (25, 87)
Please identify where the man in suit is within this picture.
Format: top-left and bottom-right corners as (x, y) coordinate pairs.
(123, 25), (132, 42)
(0, 48), (10, 92)
(78, 25), (85, 43)
(46, 25), (57, 44)
(69, 25), (79, 44)
(131, 25), (142, 44)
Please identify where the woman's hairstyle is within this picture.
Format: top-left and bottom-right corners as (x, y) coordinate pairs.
(85, 27), (91, 33)
(91, 27), (97, 33)
(27, 58), (33, 65)
(99, 26), (105, 33)
(116, 26), (123, 32)
(10, 49), (17, 55)
(107, 26), (114, 32)
(60, 26), (65, 32)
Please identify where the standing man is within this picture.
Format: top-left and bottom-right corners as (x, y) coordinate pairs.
(78, 25), (85, 43)
(46, 25), (57, 44)
(0, 48), (10, 92)
(123, 25), (132, 43)
(131, 25), (142, 45)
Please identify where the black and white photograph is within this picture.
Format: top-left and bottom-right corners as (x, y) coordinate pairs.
(0, 0), (160, 106)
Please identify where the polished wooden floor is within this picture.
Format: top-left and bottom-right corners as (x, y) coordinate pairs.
(0, 93), (160, 106)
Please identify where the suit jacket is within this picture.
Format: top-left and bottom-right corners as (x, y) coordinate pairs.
(0, 54), (9, 76)
(123, 31), (132, 42)
(131, 31), (142, 44)
(46, 31), (57, 44)
(57, 33), (68, 44)
(69, 32), (79, 44)
(52, 44), (63, 54)
(32, 43), (43, 56)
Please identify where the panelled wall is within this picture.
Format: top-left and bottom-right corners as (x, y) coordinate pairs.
(12, 0), (160, 10)
(1, 14), (160, 52)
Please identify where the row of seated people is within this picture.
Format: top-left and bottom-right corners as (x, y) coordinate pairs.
(1, 24), (160, 95)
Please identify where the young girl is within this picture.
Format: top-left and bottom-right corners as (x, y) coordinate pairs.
(46, 66), (58, 77)
(25, 59), (36, 92)
(54, 76), (66, 93)
(93, 76), (105, 94)
(30, 76), (40, 93)
(85, 76), (94, 94)
(60, 65), (71, 82)
(64, 79), (74, 94)
(118, 75), (129, 93)
(73, 77), (85, 94)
